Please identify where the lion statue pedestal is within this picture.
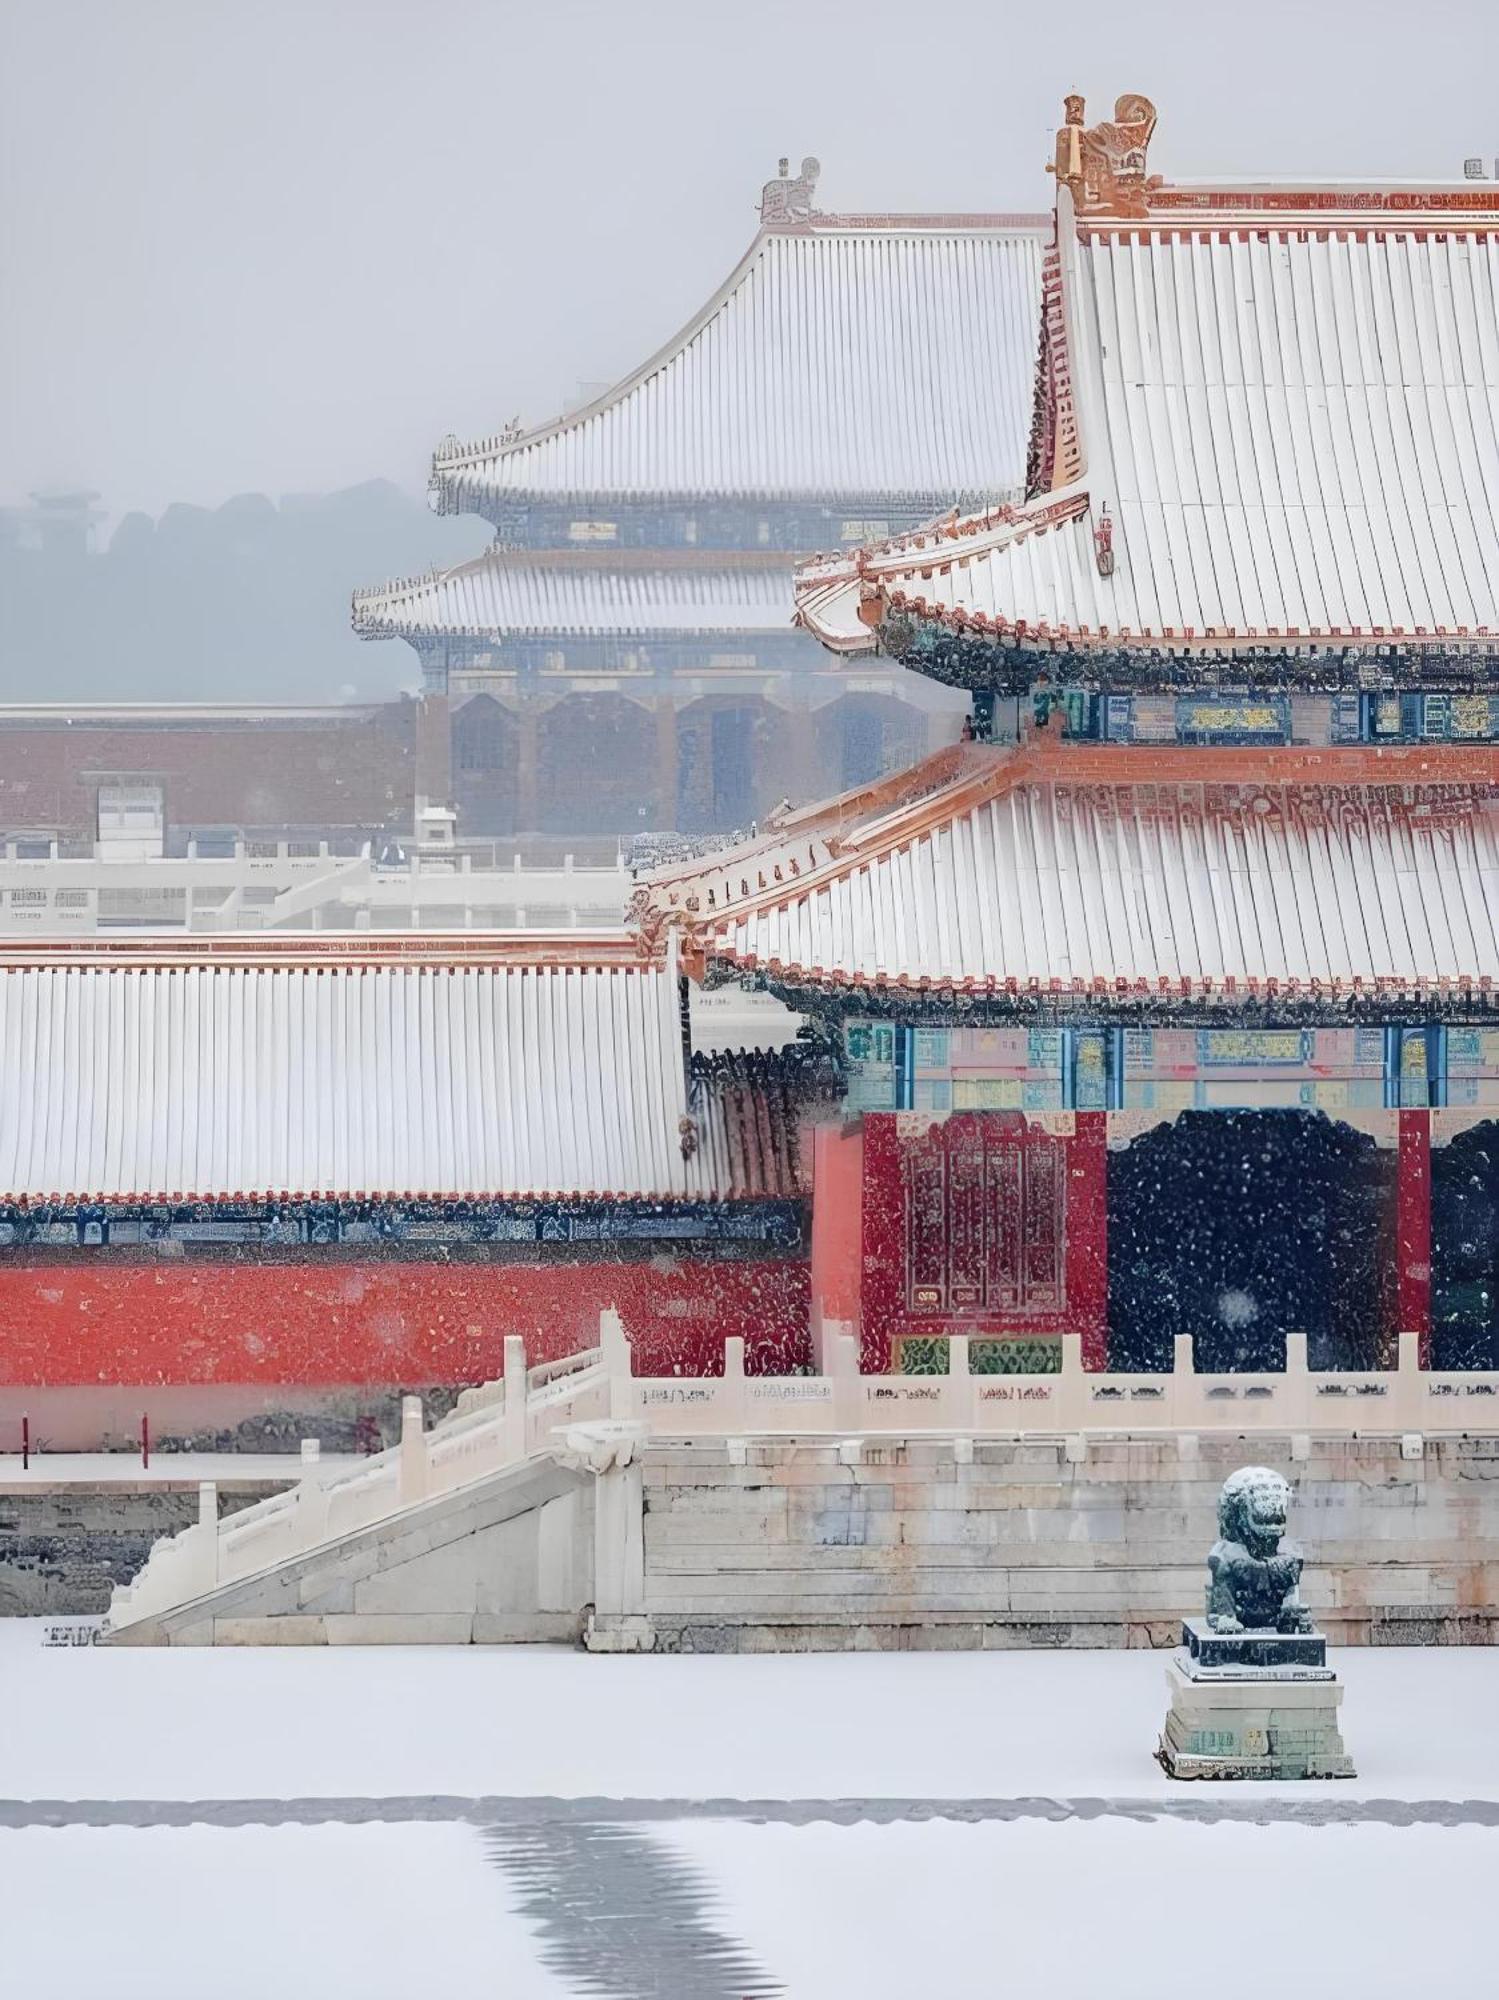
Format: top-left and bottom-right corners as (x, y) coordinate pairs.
(1158, 1467), (1355, 1780)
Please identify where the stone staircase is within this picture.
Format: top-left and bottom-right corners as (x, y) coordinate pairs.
(103, 1325), (638, 1645)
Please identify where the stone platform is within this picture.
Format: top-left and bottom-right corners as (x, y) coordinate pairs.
(1182, 1617), (1327, 1672)
(1159, 1625), (1355, 1780)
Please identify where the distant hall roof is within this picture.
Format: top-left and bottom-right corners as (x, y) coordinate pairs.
(354, 550), (795, 642)
(429, 211), (1049, 509)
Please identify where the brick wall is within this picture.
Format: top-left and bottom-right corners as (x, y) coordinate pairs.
(0, 1481), (283, 1616)
(0, 706), (419, 838)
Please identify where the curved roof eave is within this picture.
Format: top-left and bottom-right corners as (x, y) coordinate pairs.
(432, 226), (778, 486)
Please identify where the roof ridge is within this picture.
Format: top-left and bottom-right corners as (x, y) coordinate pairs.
(0, 934), (653, 971)
(801, 210), (1051, 232)
(1136, 187), (1499, 222)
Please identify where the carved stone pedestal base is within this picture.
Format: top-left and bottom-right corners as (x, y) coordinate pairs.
(584, 1612), (657, 1653)
(1158, 1627), (1355, 1780)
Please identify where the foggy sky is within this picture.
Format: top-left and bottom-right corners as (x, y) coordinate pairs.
(2, 0), (1493, 521)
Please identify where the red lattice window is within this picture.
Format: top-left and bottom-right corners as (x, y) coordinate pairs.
(902, 1115), (1066, 1318)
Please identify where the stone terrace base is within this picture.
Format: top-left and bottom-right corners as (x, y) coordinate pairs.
(1158, 1656), (1355, 1780)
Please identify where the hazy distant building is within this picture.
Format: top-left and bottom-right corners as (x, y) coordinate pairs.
(353, 164), (1049, 839)
(0, 700), (424, 859)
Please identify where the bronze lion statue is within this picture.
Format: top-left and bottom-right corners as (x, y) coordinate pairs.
(1206, 1466), (1314, 1634)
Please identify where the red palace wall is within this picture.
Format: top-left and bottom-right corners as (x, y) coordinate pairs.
(0, 1107), (1465, 1449)
(0, 1257), (810, 1446)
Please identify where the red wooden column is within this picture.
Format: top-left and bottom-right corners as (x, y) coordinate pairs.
(1069, 1109), (1109, 1371)
(857, 1113), (904, 1373)
(1397, 1108), (1433, 1366)
(809, 1119), (866, 1372)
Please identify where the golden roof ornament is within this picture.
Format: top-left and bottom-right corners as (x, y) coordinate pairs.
(1050, 93), (1159, 217)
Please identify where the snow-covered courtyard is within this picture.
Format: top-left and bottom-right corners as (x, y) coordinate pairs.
(3, 1624), (1497, 1996)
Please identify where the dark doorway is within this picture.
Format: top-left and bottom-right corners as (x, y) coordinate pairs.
(1107, 1109), (1395, 1372)
(708, 705), (755, 828)
(675, 700), (770, 834)
(838, 701), (885, 788)
(451, 694), (517, 835)
(537, 695), (654, 836)
(1432, 1120), (1499, 1368)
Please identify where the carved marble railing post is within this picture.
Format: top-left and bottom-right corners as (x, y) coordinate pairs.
(297, 1460), (329, 1546)
(1283, 1332), (1311, 1432)
(561, 1420), (652, 1651)
(601, 1307), (635, 1421)
(398, 1394), (428, 1506)
(1170, 1334), (1195, 1429)
(503, 1334), (527, 1460)
(830, 1331), (860, 1431)
(722, 1335), (748, 1432)
(945, 1333), (973, 1432)
(1395, 1328), (1423, 1433)
(1056, 1329), (1087, 1431)
(198, 1481), (219, 1591)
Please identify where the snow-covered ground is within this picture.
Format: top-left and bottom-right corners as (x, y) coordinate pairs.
(5, 1816), (1490, 2000)
(6, 1622), (1499, 1803)
(2, 1825), (572, 1998)
(3, 1622), (1498, 1996)
(663, 1818), (1494, 1999)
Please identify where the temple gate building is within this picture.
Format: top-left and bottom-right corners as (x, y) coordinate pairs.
(353, 163), (1048, 840)
(647, 95), (1499, 1378)
(5, 98), (1499, 1451)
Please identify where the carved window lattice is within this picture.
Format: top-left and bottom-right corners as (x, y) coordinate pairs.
(902, 1118), (1067, 1319)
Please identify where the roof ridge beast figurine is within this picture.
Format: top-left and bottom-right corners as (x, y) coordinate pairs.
(1206, 1466), (1314, 1635)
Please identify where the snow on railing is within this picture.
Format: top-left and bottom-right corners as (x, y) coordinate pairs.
(529, 1347), (605, 1391)
(106, 1328), (610, 1632)
(106, 1308), (1499, 1634)
(619, 1327), (1480, 1443)
(449, 1344), (602, 1423)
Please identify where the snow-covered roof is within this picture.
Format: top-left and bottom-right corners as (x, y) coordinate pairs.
(430, 212), (1048, 509)
(797, 98), (1499, 661)
(664, 734), (1499, 1006)
(353, 550), (794, 642)
(632, 738), (992, 944)
(0, 937), (785, 1204)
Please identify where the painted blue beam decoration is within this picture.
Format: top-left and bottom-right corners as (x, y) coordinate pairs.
(0, 1199), (805, 1252)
